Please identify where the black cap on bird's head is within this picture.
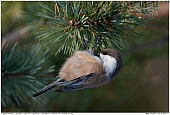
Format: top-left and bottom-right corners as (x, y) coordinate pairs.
(100, 48), (121, 60)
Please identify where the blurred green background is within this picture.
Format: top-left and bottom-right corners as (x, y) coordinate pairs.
(1, 2), (169, 112)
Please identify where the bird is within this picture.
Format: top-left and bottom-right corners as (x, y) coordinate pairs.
(32, 48), (122, 97)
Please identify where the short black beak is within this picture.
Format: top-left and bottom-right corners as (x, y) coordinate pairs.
(94, 52), (100, 57)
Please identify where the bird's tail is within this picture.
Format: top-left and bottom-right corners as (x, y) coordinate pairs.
(33, 84), (56, 97)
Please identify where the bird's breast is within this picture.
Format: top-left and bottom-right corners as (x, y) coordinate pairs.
(59, 51), (104, 81)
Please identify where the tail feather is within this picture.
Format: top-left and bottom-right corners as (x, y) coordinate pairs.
(33, 84), (55, 97)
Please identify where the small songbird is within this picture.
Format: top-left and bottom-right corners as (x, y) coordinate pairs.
(33, 48), (122, 97)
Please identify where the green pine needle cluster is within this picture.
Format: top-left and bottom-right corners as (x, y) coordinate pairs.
(2, 42), (55, 107)
(36, 1), (160, 54)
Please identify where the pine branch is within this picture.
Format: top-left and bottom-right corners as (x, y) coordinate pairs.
(35, 1), (161, 55)
(1, 42), (55, 107)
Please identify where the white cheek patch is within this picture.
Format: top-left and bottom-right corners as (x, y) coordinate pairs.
(100, 53), (117, 80)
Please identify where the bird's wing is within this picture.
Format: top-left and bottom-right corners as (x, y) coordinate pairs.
(55, 86), (82, 92)
(53, 73), (95, 92)
(52, 73), (94, 86)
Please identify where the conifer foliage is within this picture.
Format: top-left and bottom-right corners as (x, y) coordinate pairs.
(36, 1), (160, 54)
(2, 43), (55, 107)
